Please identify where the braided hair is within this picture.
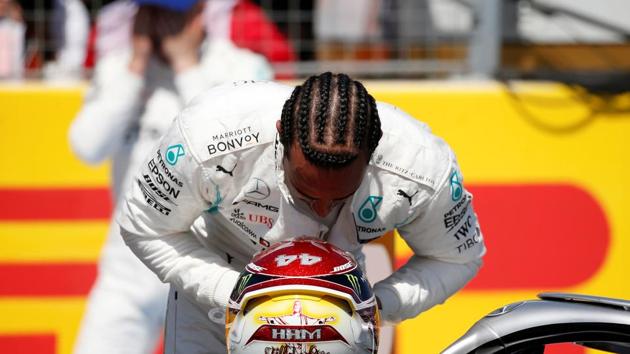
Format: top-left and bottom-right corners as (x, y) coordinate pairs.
(279, 73), (382, 168)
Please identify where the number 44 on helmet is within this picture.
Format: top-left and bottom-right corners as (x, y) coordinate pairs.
(226, 238), (380, 354)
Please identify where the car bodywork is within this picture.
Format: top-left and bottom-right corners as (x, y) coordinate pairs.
(442, 293), (630, 354)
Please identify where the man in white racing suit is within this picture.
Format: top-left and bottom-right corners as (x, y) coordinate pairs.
(117, 73), (486, 353)
(68, 1), (272, 353)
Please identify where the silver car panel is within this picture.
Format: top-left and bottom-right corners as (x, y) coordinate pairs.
(539, 292), (630, 311)
(442, 293), (630, 354)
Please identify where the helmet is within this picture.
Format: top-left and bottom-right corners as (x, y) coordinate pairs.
(226, 238), (379, 354)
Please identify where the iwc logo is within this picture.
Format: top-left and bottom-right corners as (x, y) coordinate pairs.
(357, 196), (383, 223)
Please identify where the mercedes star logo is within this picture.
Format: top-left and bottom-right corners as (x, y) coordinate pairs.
(245, 178), (270, 200)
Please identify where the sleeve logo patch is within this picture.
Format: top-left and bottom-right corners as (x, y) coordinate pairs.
(357, 196), (383, 223)
(166, 144), (185, 166)
(450, 170), (463, 201)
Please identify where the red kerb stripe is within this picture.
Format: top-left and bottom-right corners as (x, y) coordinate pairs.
(0, 188), (112, 220)
(0, 263), (96, 296)
(0, 334), (55, 354)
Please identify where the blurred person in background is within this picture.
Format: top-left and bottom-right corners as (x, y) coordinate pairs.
(93, 0), (296, 78)
(228, 0), (297, 78)
(94, 0), (137, 60)
(0, 0), (25, 79)
(43, 0), (90, 80)
(68, 0), (272, 353)
(315, 0), (384, 60)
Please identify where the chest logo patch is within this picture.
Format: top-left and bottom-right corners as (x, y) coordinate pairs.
(358, 195), (383, 223)
(165, 144), (185, 166)
(245, 178), (271, 200)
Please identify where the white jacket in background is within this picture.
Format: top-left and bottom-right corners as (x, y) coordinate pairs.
(69, 39), (273, 200)
(69, 40), (272, 354)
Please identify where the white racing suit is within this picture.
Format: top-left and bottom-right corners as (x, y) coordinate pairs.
(69, 41), (272, 354)
(117, 81), (486, 354)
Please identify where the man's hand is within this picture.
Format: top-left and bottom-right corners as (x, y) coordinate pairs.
(128, 35), (152, 76)
(160, 10), (205, 74)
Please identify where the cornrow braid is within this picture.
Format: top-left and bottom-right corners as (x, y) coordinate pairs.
(297, 76), (316, 163)
(352, 81), (369, 149)
(335, 74), (350, 145)
(367, 95), (382, 154)
(279, 85), (302, 148)
(279, 72), (382, 168)
(315, 72), (332, 143)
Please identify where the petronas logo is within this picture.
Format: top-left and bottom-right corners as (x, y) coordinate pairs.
(346, 274), (361, 295)
(237, 274), (252, 294)
(165, 144), (185, 165)
(358, 196), (383, 223)
(450, 170), (463, 201)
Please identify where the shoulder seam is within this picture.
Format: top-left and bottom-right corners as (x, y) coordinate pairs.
(176, 114), (202, 165)
(175, 115), (215, 205)
(427, 149), (456, 204)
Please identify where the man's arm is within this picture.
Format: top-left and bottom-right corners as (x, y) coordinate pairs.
(373, 150), (486, 323)
(69, 51), (144, 164)
(117, 117), (240, 309)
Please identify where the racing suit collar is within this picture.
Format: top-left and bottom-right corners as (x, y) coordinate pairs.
(269, 136), (363, 253)
(268, 137), (330, 241)
(274, 135), (348, 222)
(273, 135), (327, 221)
(273, 135), (293, 206)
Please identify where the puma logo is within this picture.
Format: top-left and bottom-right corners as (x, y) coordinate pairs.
(216, 162), (237, 177)
(397, 189), (417, 206)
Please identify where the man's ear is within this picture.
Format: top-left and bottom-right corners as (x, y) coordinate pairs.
(276, 120), (282, 134)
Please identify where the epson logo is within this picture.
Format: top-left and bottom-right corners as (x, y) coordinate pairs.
(148, 160), (181, 199)
(271, 328), (321, 341)
(155, 151), (184, 187)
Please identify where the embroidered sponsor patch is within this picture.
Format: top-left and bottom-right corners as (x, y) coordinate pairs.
(450, 170), (463, 201)
(207, 126), (262, 158)
(357, 196), (383, 223)
(443, 194), (471, 231)
(165, 144), (185, 165)
(245, 178), (271, 200)
(137, 179), (171, 216)
(142, 174), (177, 205)
(372, 154), (437, 188)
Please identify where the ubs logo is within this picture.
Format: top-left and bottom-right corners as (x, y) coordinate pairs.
(246, 178), (271, 200)
(249, 214), (274, 228)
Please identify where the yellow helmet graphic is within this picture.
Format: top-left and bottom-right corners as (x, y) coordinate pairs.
(226, 238), (379, 353)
